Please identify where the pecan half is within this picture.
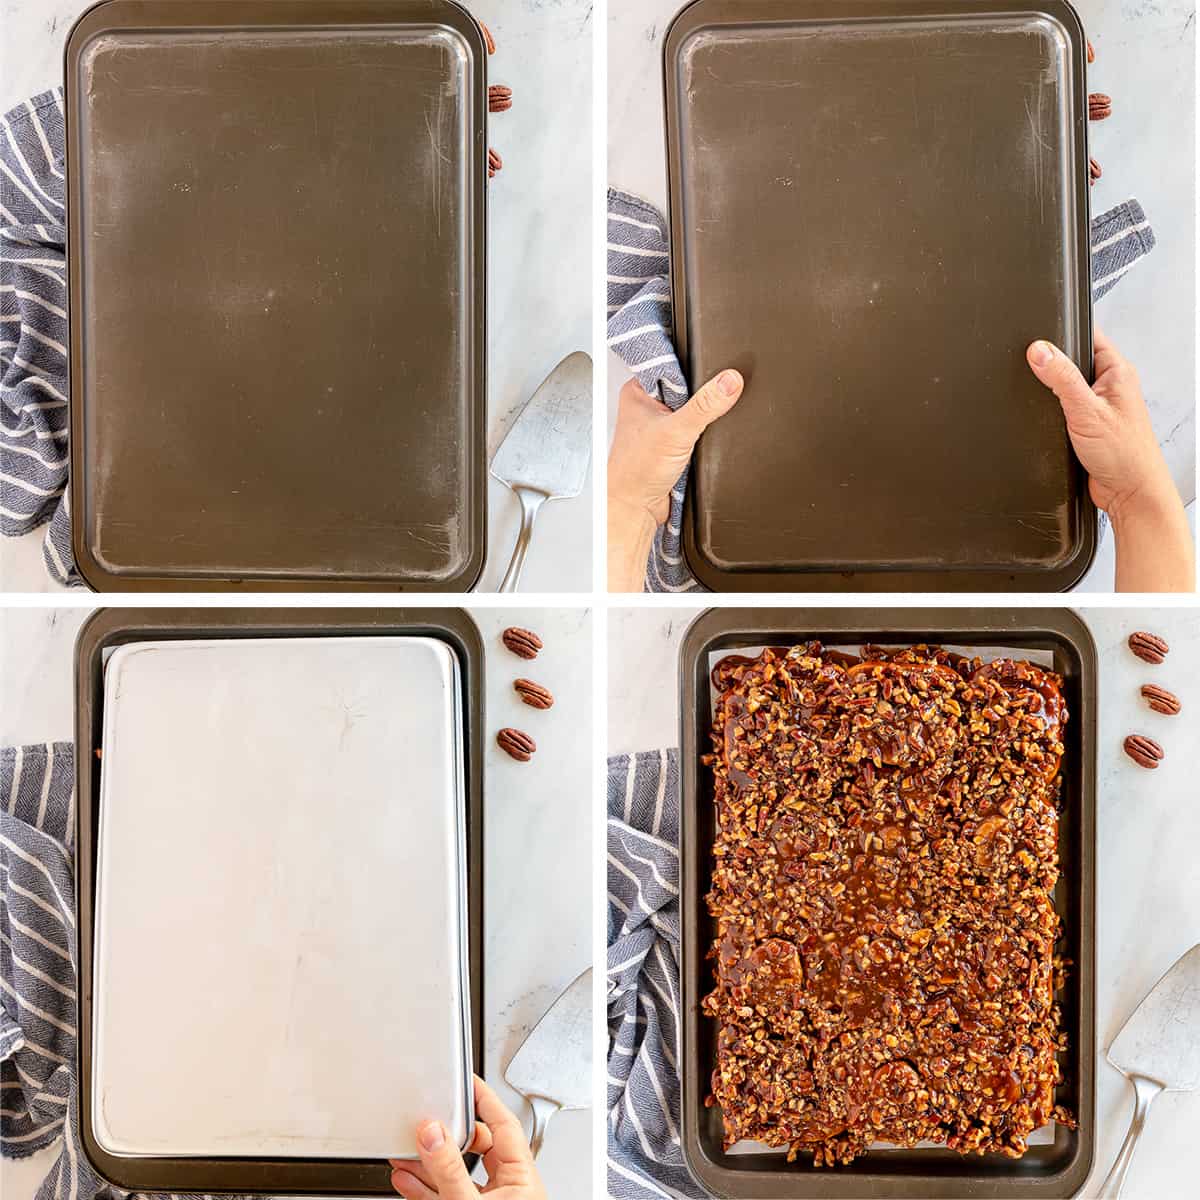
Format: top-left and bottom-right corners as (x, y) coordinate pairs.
(1087, 39), (1095, 64)
(1128, 631), (1169, 664)
(1089, 156), (1102, 184)
(489, 85), (513, 113)
(1123, 734), (1164, 769)
(514, 678), (554, 710)
(497, 727), (536, 762)
(1088, 92), (1112, 121)
(479, 21), (496, 55)
(1140, 684), (1181, 715)
(502, 626), (542, 659)
(488, 148), (504, 178)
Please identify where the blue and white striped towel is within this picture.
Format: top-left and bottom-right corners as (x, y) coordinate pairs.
(606, 187), (1156, 593)
(0, 91), (76, 586)
(0, 743), (214, 1200)
(607, 750), (705, 1200)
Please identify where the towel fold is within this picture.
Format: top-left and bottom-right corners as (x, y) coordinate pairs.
(606, 187), (1156, 592)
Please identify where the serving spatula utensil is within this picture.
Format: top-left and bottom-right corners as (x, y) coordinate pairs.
(490, 351), (592, 592)
(503, 967), (591, 1155)
(1098, 943), (1200, 1197)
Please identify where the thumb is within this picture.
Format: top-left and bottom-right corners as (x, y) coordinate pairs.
(413, 1121), (475, 1199)
(670, 369), (744, 442)
(1026, 340), (1102, 428)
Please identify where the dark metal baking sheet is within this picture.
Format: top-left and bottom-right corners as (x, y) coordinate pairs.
(678, 608), (1096, 1198)
(74, 608), (485, 1194)
(665, 1), (1095, 592)
(66, 1), (488, 591)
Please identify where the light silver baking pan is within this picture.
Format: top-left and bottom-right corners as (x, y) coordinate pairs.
(91, 636), (472, 1161)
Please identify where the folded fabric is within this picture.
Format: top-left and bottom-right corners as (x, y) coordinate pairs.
(0, 743), (217, 1200)
(607, 749), (706, 1200)
(0, 91), (76, 586)
(607, 187), (1156, 592)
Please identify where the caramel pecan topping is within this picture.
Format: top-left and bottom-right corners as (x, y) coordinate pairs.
(1123, 734), (1164, 769)
(497, 727), (535, 762)
(514, 678), (554, 710)
(502, 627), (542, 659)
(1140, 684), (1181, 716)
(704, 643), (1070, 1167)
(1128, 631), (1168, 664)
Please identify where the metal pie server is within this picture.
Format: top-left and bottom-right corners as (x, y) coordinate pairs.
(504, 967), (591, 1156)
(1098, 943), (1200, 1197)
(490, 351), (592, 593)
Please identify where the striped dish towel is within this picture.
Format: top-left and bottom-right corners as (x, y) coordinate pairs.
(607, 188), (1156, 593)
(607, 750), (705, 1200)
(0, 743), (214, 1200)
(0, 91), (76, 586)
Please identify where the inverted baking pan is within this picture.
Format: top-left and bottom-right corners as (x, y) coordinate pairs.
(678, 608), (1096, 1197)
(665, 1), (1095, 591)
(74, 608), (484, 1194)
(66, 1), (487, 591)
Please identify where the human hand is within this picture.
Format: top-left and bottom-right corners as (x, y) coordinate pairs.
(609, 369), (745, 525)
(1026, 329), (1172, 518)
(1026, 330), (1193, 591)
(606, 368), (745, 590)
(388, 1076), (548, 1200)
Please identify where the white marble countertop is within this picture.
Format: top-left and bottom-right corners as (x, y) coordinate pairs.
(606, 0), (1196, 592)
(0, 0), (593, 594)
(0, 604), (592, 1198)
(609, 605), (1199, 1198)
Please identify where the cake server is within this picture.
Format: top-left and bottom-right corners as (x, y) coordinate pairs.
(1098, 943), (1200, 1197)
(490, 351), (592, 592)
(503, 967), (591, 1155)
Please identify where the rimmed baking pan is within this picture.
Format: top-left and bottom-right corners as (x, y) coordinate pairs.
(66, 1), (488, 591)
(678, 608), (1096, 1197)
(74, 608), (484, 1194)
(665, 1), (1095, 591)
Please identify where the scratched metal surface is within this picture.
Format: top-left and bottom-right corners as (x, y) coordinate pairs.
(665, 0), (1095, 592)
(65, 1), (487, 590)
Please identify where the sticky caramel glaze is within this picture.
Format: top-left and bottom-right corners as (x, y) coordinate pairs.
(701, 644), (1071, 1167)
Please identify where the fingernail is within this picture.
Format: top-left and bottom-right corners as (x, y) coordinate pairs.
(1029, 341), (1055, 367)
(418, 1121), (445, 1152)
(717, 370), (742, 397)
